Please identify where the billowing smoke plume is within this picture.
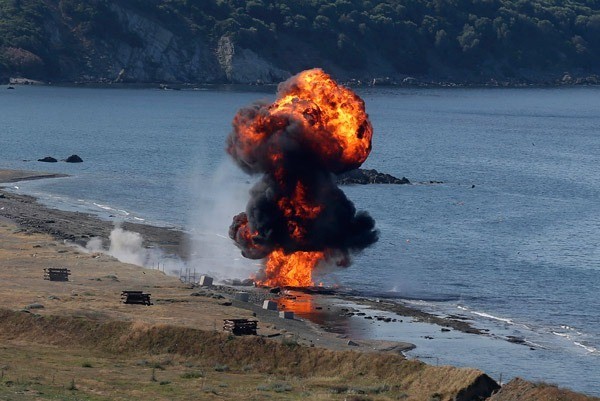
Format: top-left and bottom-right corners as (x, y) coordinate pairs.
(227, 68), (379, 286)
(84, 223), (183, 273)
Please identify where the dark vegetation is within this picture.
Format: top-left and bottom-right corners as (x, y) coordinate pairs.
(1, 0), (600, 83)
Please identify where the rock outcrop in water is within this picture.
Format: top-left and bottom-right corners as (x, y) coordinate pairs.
(336, 169), (410, 185)
(64, 155), (83, 163)
(38, 156), (58, 163)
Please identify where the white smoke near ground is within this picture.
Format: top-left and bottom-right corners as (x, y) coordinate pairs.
(74, 158), (259, 284)
(84, 237), (103, 253)
(186, 159), (259, 282)
(107, 225), (147, 266)
(82, 223), (186, 276)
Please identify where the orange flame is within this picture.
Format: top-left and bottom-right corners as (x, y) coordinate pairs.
(229, 68), (373, 174)
(271, 69), (372, 169)
(277, 182), (322, 241)
(258, 249), (325, 287)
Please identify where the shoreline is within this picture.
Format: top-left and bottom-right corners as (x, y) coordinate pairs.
(0, 169), (69, 183)
(2, 169), (600, 398)
(5, 78), (600, 90)
(0, 169), (484, 339)
(0, 169), (554, 365)
(0, 169), (420, 350)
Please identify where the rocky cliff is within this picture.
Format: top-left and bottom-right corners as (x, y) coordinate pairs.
(0, 1), (294, 84)
(1, 0), (599, 85)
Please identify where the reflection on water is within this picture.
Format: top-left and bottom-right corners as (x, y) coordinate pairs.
(277, 292), (314, 316)
(276, 291), (351, 335)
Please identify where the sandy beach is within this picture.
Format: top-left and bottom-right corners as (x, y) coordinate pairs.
(1, 169), (597, 401)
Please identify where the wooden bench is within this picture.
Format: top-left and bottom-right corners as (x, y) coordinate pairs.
(223, 319), (257, 335)
(43, 268), (71, 282)
(121, 291), (153, 306)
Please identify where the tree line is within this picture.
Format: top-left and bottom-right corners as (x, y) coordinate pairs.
(1, 0), (599, 81)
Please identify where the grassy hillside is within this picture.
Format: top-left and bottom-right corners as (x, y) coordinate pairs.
(1, 0), (599, 83)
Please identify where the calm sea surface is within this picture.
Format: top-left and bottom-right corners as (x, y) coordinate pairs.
(1, 85), (599, 395)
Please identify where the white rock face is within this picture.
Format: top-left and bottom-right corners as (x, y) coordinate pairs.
(107, 4), (222, 82)
(84, 5), (291, 84)
(216, 36), (291, 84)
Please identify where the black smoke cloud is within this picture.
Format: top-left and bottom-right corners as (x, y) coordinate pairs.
(226, 75), (379, 267)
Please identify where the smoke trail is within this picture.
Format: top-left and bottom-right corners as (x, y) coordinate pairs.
(186, 159), (260, 281)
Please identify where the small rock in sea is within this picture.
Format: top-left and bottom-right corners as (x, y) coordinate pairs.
(38, 156), (57, 163)
(347, 340), (359, 346)
(441, 328), (451, 332)
(364, 316), (373, 320)
(507, 336), (526, 344)
(65, 154), (83, 163)
(424, 336), (434, 340)
(336, 168), (410, 185)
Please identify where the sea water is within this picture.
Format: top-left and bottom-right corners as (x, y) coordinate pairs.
(1, 84), (599, 395)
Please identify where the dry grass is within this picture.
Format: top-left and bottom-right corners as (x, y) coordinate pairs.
(489, 378), (600, 401)
(0, 221), (496, 401)
(0, 307), (493, 401)
(0, 221), (257, 329)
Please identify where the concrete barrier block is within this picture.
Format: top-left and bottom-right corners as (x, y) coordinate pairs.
(262, 300), (278, 311)
(234, 292), (250, 302)
(199, 275), (213, 287)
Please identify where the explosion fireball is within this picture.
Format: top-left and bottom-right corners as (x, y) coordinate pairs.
(227, 68), (378, 287)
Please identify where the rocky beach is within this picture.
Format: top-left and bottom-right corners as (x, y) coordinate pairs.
(1, 169), (599, 400)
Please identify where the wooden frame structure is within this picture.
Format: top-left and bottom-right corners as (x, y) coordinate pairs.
(43, 268), (71, 282)
(223, 319), (257, 335)
(121, 291), (153, 306)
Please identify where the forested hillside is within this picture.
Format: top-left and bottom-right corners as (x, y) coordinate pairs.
(1, 0), (599, 84)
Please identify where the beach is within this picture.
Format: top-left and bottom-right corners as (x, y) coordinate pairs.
(1, 169), (599, 401)
(0, 170), (485, 338)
